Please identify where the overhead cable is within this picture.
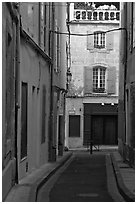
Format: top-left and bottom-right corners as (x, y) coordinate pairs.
(50, 27), (127, 36)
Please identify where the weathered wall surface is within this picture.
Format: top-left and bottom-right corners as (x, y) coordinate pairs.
(17, 38), (50, 179)
(69, 23), (120, 97)
(2, 3), (17, 200)
(118, 2), (135, 166)
(66, 20), (120, 148)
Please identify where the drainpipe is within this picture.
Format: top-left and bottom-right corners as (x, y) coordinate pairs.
(15, 3), (20, 183)
(49, 2), (56, 162)
(123, 4), (128, 148)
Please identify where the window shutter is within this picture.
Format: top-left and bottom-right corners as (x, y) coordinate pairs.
(84, 67), (93, 94)
(107, 66), (116, 94)
(106, 32), (114, 50)
(87, 31), (94, 50)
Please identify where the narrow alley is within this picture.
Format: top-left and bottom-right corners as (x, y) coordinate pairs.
(2, 2), (135, 202)
(37, 150), (125, 202)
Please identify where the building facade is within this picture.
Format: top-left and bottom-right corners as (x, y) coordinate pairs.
(65, 2), (120, 149)
(2, 2), (67, 200)
(2, 3), (19, 200)
(118, 2), (135, 167)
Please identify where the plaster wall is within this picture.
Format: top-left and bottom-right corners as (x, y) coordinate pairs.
(2, 3), (16, 199)
(66, 19), (120, 149)
(118, 2), (135, 166)
(18, 39), (50, 180)
(69, 23), (120, 96)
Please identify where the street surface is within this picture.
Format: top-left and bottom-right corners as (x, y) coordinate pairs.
(37, 151), (125, 202)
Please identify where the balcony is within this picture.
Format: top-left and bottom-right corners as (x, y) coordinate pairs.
(73, 9), (120, 22)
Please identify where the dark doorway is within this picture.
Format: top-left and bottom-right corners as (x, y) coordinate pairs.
(92, 115), (117, 145)
(21, 82), (28, 160)
(58, 115), (64, 155)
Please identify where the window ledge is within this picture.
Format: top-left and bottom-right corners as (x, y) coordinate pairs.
(89, 49), (110, 54)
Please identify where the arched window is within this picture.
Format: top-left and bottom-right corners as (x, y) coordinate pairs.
(93, 67), (106, 93)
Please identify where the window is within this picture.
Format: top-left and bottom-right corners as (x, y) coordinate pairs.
(94, 32), (105, 49)
(87, 30), (113, 51)
(93, 67), (106, 93)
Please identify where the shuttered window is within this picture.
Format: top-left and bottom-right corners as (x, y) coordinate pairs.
(69, 115), (80, 137)
(84, 66), (116, 94)
(87, 30), (114, 51)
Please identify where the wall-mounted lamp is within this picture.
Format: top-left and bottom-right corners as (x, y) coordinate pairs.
(67, 69), (72, 83)
(66, 69), (72, 90)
